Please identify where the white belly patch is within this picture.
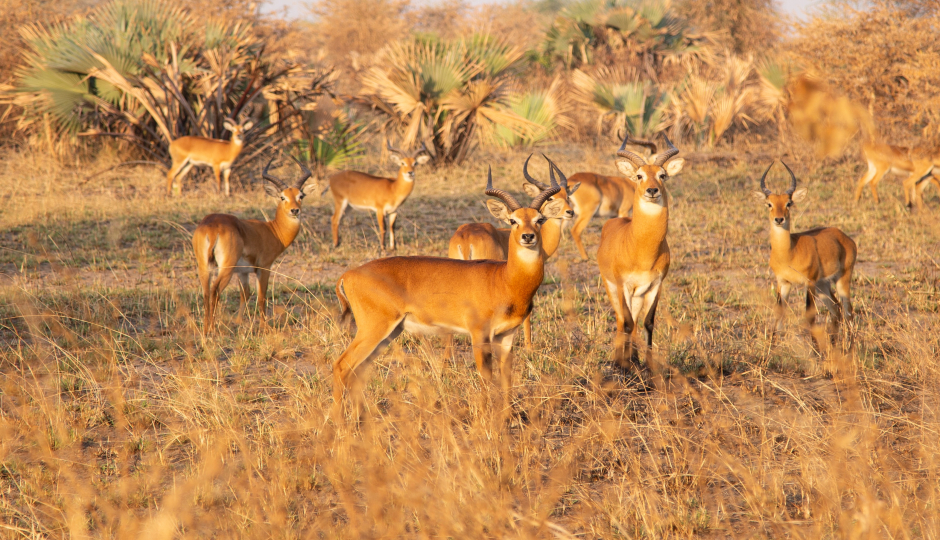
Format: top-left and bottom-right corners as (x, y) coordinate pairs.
(402, 315), (467, 336)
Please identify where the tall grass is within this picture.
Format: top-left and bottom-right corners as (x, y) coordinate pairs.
(1, 140), (938, 537)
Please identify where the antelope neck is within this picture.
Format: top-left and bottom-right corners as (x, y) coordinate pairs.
(504, 243), (546, 299)
(769, 222), (794, 260)
(630, 202), (668, 247)
(267, 206), (301, 249)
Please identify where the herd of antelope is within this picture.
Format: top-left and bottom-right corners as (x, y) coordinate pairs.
(177, 119), (876, 408)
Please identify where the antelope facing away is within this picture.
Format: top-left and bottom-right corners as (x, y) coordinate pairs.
(333, 165), (568, 405)
(566, 134), (657, 260)
(597, 133), (684, 366)
(167, 118), (253, 197)
(447, 154), (579, 349)
(855, 141), (940, 209)
(326, 141), (430, 250)
(192, 157), (315, 334)
(753, 161), (857, 341)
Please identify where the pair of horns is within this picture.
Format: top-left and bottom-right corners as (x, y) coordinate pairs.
(262, 155), (313, 190)
(617, 131), (679, 168)
(485, 158), (563, 212)
(523, 153), (570, 194)
(387, 139), (429, 158)
(758, 160), (798, 196)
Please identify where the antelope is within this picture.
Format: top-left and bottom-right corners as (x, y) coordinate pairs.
(447, 154), (580, 349)
(596, 133), (683, 366)
(855, 141), (940, 208)
(326, 141), (430, 250)
(166, 118), (253, 197)
(567, 134), (657, 260)
(753, 161), (857, 341)
(192, 156), (315, 334)
(332, 165), (568, 405)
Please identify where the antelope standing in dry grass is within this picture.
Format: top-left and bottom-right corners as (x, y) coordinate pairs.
(166, 118), (253, 197)
(192, 157), (315, 334)
(447, 155), (580, 348)
(333, 165), (567, 404)
(326, 141), (430, 250)
(566, 135), (657, 259)
(753, 161), (857, 341)
(597, 133), (683, 366)
(855, 141), (940, 209)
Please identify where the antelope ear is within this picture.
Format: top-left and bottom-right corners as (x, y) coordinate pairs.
(751, 190), (768, 202)
(539, 197), (567, 219)
(791, 187), (808, 202)
(390, 154), (404, 166)
(521, 183), (541, 197)
(302, 181), (319, 196)
(415, 154), (430, 165)
(485, 200), (511, 224)
(264, 182), (281, 198)
(567, 182), (581, 195)
(242, 121), (253, 131)
(616, 159), (638, 178)
(663, 158), (684, 177)
(223, 121), (235, 131)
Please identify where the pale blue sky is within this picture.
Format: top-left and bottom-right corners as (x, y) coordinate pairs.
(265, 0), (822, 21)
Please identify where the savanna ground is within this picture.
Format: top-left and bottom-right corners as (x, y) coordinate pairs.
(1, 142), (939, 538)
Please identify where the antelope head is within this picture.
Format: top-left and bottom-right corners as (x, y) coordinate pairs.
(751, 161), (808, 231)
(223, 117), (254, 144)
(521, 154), (581, 220)
(262, 156), (317, 218)
(387, 140), (431, 182)
(615, 132), (684, 213)
(484, 165), (567, 251)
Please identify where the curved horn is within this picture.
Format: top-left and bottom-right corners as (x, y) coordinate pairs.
(484, 166), (522, 212)
(523, 154), (548, 189)
(386, 139), (405, 156)
(616, 131), (647, 168)
(543, 155), (569, 191)
(626, 133), (658, 154)
(781, 160), (798, 195)
(412, 141), (430, 158)
(262, 156), (285, 190)
(288, 155), (313, 189)
(652, 135), (679, 167)
(758, 161), (775, 196)
(529, 158), (561, 210)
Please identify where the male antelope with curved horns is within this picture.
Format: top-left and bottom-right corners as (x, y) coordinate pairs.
(192, 156), (317, 334)
(752, 161), (857, 343)
(333, 163), (568, 406)
(597, 132), (684, 367)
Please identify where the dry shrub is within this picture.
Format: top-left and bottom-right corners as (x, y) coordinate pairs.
(787, 1), (940, 144)
(308, 0), (411, 73)
(676, 0), (779, 54)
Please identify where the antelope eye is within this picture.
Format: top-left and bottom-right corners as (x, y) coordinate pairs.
(536, 217), (546, 225)
(786, 202), (792, 207)
(766, 203), (772, 208)
(509, 219), (518, 226)
(298, 193), (305, 200)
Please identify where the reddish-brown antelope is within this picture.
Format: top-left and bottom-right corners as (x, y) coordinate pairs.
(566, 134), (657, 260)
(192, 157), (315, 334)
(597, 133), (683, 366)
(166, 118), (253, 197)
(855, 141), (940, 209)
(447, 154), (579, 349)
(753, 161), (857, 340)
(332, 165), (567, 404)
(326, 141), (430, 250)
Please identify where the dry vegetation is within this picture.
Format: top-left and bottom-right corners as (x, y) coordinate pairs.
(2, 142), (939, 537)
(2, 0), (940, 538)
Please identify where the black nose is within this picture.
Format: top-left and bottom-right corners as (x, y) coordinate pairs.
(521, 233), (535, 243)
(646, 187), (659, 197)
(291, 208), (300, 216)
(774, 217), (784, 224)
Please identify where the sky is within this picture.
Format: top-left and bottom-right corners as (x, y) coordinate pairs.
(265, 0), (823, 21)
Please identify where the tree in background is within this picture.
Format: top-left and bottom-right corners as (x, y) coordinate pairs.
(675, 0), (778, 54)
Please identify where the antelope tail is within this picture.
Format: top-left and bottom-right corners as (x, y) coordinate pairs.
(336, 278), (352, 327)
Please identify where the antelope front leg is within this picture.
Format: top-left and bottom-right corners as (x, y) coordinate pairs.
(772, 281), (791, 340)
(376, 210), (388, 250)
(494, 331), (516, 397)
(256, 269), (271, 323)
(223, 167), (233, 197)
(470, 331), (494, 384)
(604, 280), (631, 366)
(387, 212), (398, 250)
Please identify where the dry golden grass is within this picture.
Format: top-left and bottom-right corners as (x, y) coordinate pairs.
(1, 142), (939, 538)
